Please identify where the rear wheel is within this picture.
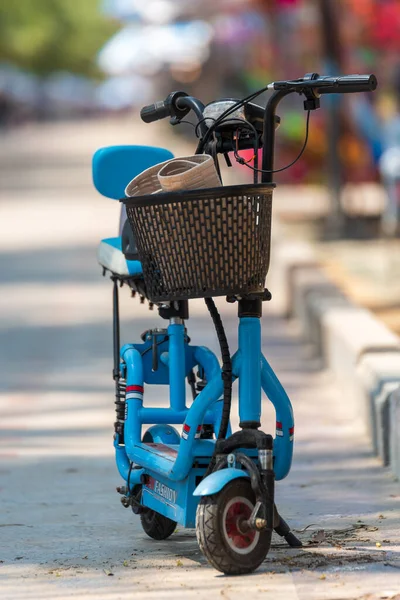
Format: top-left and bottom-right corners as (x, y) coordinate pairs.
(138, 428), (177, 540)
(196, 478), (271, 574)
(140, 509), (177, 540)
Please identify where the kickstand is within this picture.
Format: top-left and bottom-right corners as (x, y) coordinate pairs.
(273, 505), (302, 548)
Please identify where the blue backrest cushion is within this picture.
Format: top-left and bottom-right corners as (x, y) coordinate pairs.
(92, 145), (174, 199)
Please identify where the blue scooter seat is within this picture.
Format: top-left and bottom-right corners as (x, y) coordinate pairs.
(97, 237), (143, 278)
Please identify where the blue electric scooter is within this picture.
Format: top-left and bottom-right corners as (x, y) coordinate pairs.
(93, 73), (377, 574)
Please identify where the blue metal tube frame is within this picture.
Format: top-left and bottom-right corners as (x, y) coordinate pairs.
(124, 375), (223, 480)
(167, 323), (186, 412)
(116, 319), (294, 485)
(261, 355), (294, 480)
(138, 408), (188, 423)
(237, 317), (262, 424)
(115, 440), (144, 486)
(123, 346), (143, 448)
(119, 339), (223, 481)
(231, 317), (294, 482)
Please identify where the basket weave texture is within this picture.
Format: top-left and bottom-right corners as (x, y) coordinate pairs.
(123, 184), (274, 302)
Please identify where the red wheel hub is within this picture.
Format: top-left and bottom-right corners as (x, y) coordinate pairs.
(224, 501), (256, 550)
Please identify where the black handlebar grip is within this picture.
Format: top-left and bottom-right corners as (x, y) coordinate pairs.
(317, 74), (377, 94)
(140, 100), (171, 123)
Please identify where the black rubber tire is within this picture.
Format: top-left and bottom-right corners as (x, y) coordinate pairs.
(140, 510), (177, 540)
(196, 478), (271, 575)
(137, 430), (177, 540)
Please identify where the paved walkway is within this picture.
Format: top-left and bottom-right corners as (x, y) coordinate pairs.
(0, 118), (399, 600)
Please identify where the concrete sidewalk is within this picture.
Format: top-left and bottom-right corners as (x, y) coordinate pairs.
(0, 118), (399, 600)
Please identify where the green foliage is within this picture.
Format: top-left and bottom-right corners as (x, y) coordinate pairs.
(0, 0), (118, 77)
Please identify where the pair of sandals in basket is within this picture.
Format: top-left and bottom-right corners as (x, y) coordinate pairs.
(125, 153), (221, 197)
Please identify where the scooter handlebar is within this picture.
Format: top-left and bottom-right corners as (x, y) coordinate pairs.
(140, 100), (171, 123)
(315, 74), (377, 94)
(271, 73), (377, 95)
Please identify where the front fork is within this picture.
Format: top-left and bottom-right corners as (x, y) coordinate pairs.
(215, 439), (301, 546)
(232, 316), (294, 481)
(213, 430), (275, 533)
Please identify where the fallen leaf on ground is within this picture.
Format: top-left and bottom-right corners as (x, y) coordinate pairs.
(310, 530), (326, 544)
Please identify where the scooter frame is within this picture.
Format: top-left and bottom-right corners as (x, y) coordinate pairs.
(114, 314), (294, 527)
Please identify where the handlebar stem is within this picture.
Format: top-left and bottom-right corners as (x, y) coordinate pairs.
(261, 89), (293, 183)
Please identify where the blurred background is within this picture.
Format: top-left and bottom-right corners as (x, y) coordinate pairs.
(1, 1), (400, 215)
(1, 0), (400, 331)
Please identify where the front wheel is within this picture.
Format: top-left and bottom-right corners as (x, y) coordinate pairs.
(196, 478), (272, 575)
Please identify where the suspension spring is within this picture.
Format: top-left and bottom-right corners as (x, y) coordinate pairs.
(114, 377), (126, 440)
